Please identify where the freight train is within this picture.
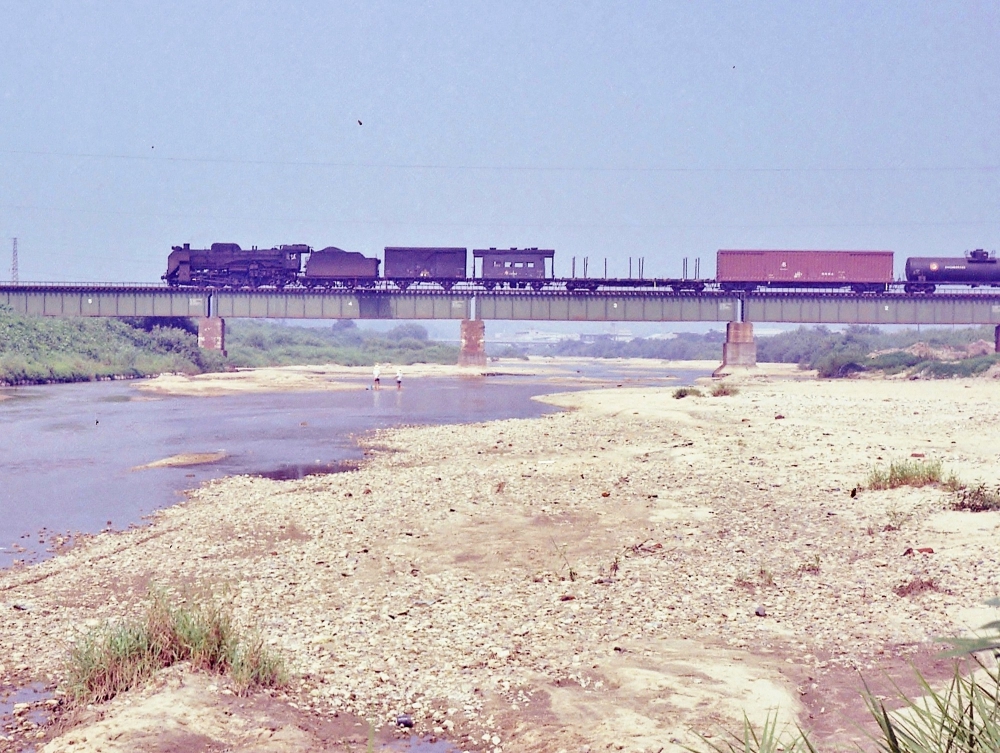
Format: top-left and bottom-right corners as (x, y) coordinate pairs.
(163, 243), (1000, 294)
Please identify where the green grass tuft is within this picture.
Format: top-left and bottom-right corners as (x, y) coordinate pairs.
(866, 458), (943, 490)
(65, 590), (287, 705)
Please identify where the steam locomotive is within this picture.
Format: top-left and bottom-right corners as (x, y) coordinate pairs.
(163, 243), (1000, 294)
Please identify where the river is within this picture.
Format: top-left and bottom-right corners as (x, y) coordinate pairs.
(0, 363), (711, 570)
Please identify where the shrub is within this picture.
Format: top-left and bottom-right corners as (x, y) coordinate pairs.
(711, 382), (739, 397)
(953, 482), (1000, 512)
(65, 591), (286, 705)
(385, 323), (429, 341)
(866, 351), (924, 373)
(813, 350), (868, 378)
(915, 354), (1000, 378)
(673, 386), (703, 399)
(491, 346), (530, 360)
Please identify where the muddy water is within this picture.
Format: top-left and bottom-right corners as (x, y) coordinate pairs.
(0, 365), (710, 569)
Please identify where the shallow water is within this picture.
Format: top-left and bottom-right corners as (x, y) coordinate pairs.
(0, 364), (710, 569)
(385, 735), (462, 752)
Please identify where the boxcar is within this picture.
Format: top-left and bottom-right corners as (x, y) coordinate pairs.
(473, 248), (554, 289)
(717, 250), (894, 292)
(303, 247), (380, 287)
(163, 243), (306, 287)
(383, 247), (467, 288)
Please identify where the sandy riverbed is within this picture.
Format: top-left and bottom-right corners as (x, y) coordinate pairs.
(134, 357), (724, 397)
(2, 364), (999, 752)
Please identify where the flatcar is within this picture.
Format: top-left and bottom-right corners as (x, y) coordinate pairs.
(904, 249), (1000, 294)
(473, 247), (554, 290)
(716, 249), (894, 293)
(163, 243), (307, 288)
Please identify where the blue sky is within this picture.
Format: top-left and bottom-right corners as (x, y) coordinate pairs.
(0, 1), (997, 283)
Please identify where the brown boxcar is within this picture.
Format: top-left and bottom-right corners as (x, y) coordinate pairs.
(304, 247), (380, 286)
(717, 250), (894, 291)
(383, 247), (467, 283)
(473, 247), (554, 288)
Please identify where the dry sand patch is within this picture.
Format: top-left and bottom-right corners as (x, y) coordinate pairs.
(131, 451), (228, 470)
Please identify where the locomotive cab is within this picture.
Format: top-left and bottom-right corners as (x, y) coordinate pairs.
(163, 243), (193, 285)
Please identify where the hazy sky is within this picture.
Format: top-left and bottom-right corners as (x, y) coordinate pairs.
(1, 1), (997, 283)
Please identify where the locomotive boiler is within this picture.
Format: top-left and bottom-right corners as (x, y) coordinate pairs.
(163, 243), (307, 288)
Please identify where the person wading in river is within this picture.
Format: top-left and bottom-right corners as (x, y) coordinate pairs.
(372, 364), (381, 390)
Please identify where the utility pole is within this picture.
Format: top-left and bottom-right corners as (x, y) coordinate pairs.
(11, 237), (18, 284)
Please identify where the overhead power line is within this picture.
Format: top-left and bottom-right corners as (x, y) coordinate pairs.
(1, 202), (995, 230)
(1, 149), (999, 174)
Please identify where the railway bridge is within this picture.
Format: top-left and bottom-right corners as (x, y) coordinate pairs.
(3, 283), (1000, 369)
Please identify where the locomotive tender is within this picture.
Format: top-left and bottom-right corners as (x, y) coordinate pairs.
(163, 243), (999, 294)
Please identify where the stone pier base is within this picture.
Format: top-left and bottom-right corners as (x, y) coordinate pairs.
(713, 321), (756, 376)
(459, 319), (487, 368)
(198, 317), (226, 356)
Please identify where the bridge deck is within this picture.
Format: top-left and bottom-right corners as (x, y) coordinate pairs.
(2, 285), (1000, 324)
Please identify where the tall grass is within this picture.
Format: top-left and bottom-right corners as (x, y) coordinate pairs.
(691, 600), (1000, 753)
(866, 459), (944, 490)
(690, 713), (816, 753)
(863, 659), (1000, 753)
(65, 591), (286, 704)
(692, 659), (1000, 753)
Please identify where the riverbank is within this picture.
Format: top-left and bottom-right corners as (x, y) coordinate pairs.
(2, 371), (999, 752)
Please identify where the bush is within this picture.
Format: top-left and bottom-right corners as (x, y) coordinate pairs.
(813, 350), (868, 378)
(673, 386), (703, 399)
(916, 354), (1000, 378)
(953, 482), (1000, 512)
(866, 351), (924, 373)
(65, 591), (286, 704)
(226, 320), (457, 367)
(491, 346), (530, 360)
(711, 382), (739, 397)
(385, 323), (429, 341)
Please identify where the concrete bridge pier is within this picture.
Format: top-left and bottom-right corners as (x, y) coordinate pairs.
(713, 321), (756, 376)
(459, 319), (487, 367)
(995, 324), (1000, 353)
(198, 317), (227, 356)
